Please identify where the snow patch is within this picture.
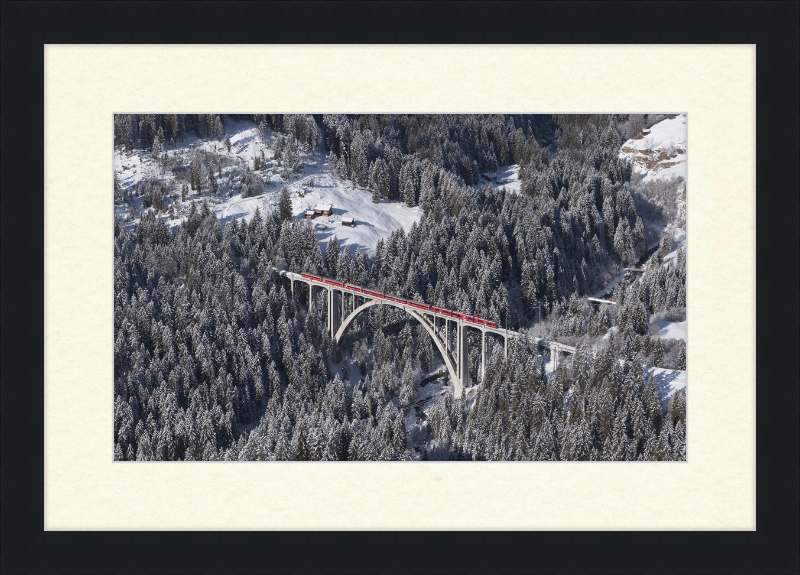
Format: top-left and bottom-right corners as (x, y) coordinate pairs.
(648, 320), (687, 343)
(662, 227), (686, 267)
(479, 164), (522, 194)
(644, 366), (687, 408)
(619, 114), (687, 183)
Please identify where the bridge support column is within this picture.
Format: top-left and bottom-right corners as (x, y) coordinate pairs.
(329, 288), (340, 338)
(458, 322), (469, 396)
(481, 329), (486, 382)
(330, 288), (342, 362)
(326, 287), (330, 331)
(456, 321), (460, 377)
(504, 330), (508, 359)
(550, 343), (559, 371)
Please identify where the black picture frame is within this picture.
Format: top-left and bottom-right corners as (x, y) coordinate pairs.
(2, 2), (798, 573)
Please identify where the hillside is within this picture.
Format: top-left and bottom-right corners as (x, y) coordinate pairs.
(619, 113), (687, 183)
(114, 118), (421, 257)
(619, 113), (688, 402)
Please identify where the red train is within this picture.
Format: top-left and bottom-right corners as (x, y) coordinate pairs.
(299, 273), (498, 328)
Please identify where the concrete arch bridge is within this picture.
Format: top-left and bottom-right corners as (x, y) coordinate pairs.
(273, 268), (576, 398)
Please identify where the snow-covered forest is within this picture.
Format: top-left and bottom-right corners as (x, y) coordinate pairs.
(113, 113), (687, 461)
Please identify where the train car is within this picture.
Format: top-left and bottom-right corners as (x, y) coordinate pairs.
(295, 273), (499, 328)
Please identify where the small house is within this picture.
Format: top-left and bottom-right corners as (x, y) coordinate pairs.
(341, 216), (355, 227)
(304, 210), (315, 219)
(314, 203), (333, 216)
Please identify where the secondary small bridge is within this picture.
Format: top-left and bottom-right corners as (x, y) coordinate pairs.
(273, 268), (576, 398)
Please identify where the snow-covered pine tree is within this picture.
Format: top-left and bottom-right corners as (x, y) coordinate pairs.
(152, 127), (164, 160)
(278, 187), (292, 222)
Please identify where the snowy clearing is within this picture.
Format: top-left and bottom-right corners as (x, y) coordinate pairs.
(649, 320), (687, 343)
(619, 114), (687, 183)
(644, 366), (687, 408)
(208, 170), (422, 258)
(661, 226), (687, 267)
(477, 164), (521, 194)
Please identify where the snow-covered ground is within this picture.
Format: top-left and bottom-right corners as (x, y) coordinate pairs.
(619, 114), (687, 183)
(216, 171), (422, 258)
(478, 164), (521, 194)
(115, 119), (422, 257)
(661, 226), (686, 267)
(644, 366), (687, 408)
(648, 320), (687, 343)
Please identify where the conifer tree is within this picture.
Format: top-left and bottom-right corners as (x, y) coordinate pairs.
(278, 187), (292, 222)
(152, 127), (165, 160)
(677, 343), (686, 370)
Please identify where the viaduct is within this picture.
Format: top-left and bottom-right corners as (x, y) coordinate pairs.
(274, 268), (576, 398)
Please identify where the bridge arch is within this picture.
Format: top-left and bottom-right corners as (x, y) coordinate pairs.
(333, 298), (462, 397)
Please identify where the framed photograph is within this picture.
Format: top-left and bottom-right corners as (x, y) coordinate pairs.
(3, 2), (797, 573)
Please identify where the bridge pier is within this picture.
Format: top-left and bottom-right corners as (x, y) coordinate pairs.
(330, 288), (342, 362)
(458, 321), (469, 393)
(329, 288), (340, 337)
(549, 343), (559, 371)
(481, 328), (486, 382)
